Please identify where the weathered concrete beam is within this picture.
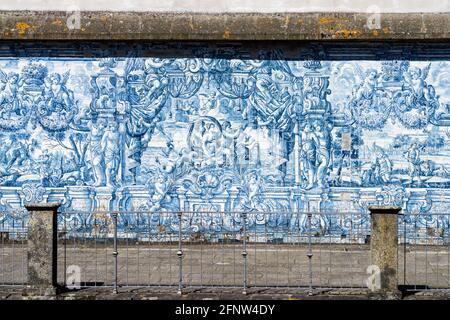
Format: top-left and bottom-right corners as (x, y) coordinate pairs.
(0, 11), (450, 40)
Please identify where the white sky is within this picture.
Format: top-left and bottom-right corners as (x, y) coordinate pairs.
(0, 0), (449, 13)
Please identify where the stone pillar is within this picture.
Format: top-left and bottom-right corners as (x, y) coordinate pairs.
(369, 205), (402, 298)
(25, 203), (61, 295)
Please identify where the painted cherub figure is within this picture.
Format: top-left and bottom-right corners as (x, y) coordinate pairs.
(0, 71), (22, 106)
(42, 71), (74, 113)
(353, 69), (381, 103)
(403, 64), (431, 103)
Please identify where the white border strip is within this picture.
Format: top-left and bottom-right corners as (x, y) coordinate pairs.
(0, 0), (449, 13)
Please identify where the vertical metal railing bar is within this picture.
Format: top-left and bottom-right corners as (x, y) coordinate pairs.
(136, 217), (140, 286)
(233, 226), (236, 287)
(221, 213), (225, 289)
(172, 223), (176, 288)
(241, 211), (247, 295)
(329, 216), (332, 288)
(414, 217), (417, 291)
(307, 212), (313, 295)
(11, 219), (15, 283)
(168, 227), (172, 287)
(93, 217), (97, 287)
(447, 214), (449, 288)
(125, 220), (129, 287)
(217, 216), (222, 289)
(163, 222), (167, 288)
(104, 217), (108, 286)
(20, 216), (24, 285)
(112, 212), (118, 293)
(1, 220), (4, 285)
(287, 221), (291, 288)
(436, 214), (440, 289)
(63, 211), (67, 287)
(274, 222), (278, 288)
(253, 220), (257, 288)
(349, 211), (353, 288)
(177, 211), (183, 295)
(83, 215), (88, 288)
(436, 217), (439, 288)
(266, 221), (269, 288)
(403, 213), (407, 287)
(1, 220), (3, 285)
(318, 213), (322, 288)
(74, 218), (79, 286)
(156, 221), (160, 289)
(147, 212), (151, 288)
(206, 212), (210, 288)
(153, 221), (157, 288)
(425, 218), (428, 288)
(361, 215), (365, 288)
(189, 217), (193, 290)
(298, 214), (302, 289)
(355, 214), (364, 287)
(209, 212), (213, 288)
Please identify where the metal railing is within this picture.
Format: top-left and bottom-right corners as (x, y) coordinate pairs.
(57, 210), (373, 293)
(398, 212), (450, 291)
(0, 209), (28, 286)
(2, 209), (449, 293)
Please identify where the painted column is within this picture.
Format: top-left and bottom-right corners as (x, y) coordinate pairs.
(302, 61), (332, 189)
(298, 61), (332, 217)
(293, 121), (301, 186)
(90, 59), (123, 209)
(24, 203), (60, 296)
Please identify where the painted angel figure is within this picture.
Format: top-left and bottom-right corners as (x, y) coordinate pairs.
(41, 71), (74, 113)
(352, 68), (383, 103)
(0, 70), (22, 109)
(403, 63), (431, 102)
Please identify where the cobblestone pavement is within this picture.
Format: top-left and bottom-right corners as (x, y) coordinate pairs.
(1, 243), (449, 290)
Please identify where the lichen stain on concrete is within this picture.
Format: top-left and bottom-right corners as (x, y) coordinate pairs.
(223, 30), (230, 39)
(319, 17), (349, 25)
(283, 16), (290, 29)
(334, 29), (363, 38)
(15, 22), (31, 36)
(52, 19), (63, 26)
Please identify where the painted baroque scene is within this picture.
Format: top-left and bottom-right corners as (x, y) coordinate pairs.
(0, 45), (450, 238)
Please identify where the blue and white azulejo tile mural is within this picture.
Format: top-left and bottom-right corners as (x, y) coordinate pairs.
(0, 42), (449, 236)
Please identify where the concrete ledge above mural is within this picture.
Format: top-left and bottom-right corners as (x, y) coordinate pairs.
(0, 11), (450, 40)
(0, 41), (448, 238)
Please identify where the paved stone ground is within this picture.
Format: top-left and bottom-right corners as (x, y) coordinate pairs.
(0, 286), (449, 300)
(1, 243), (449, 290)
